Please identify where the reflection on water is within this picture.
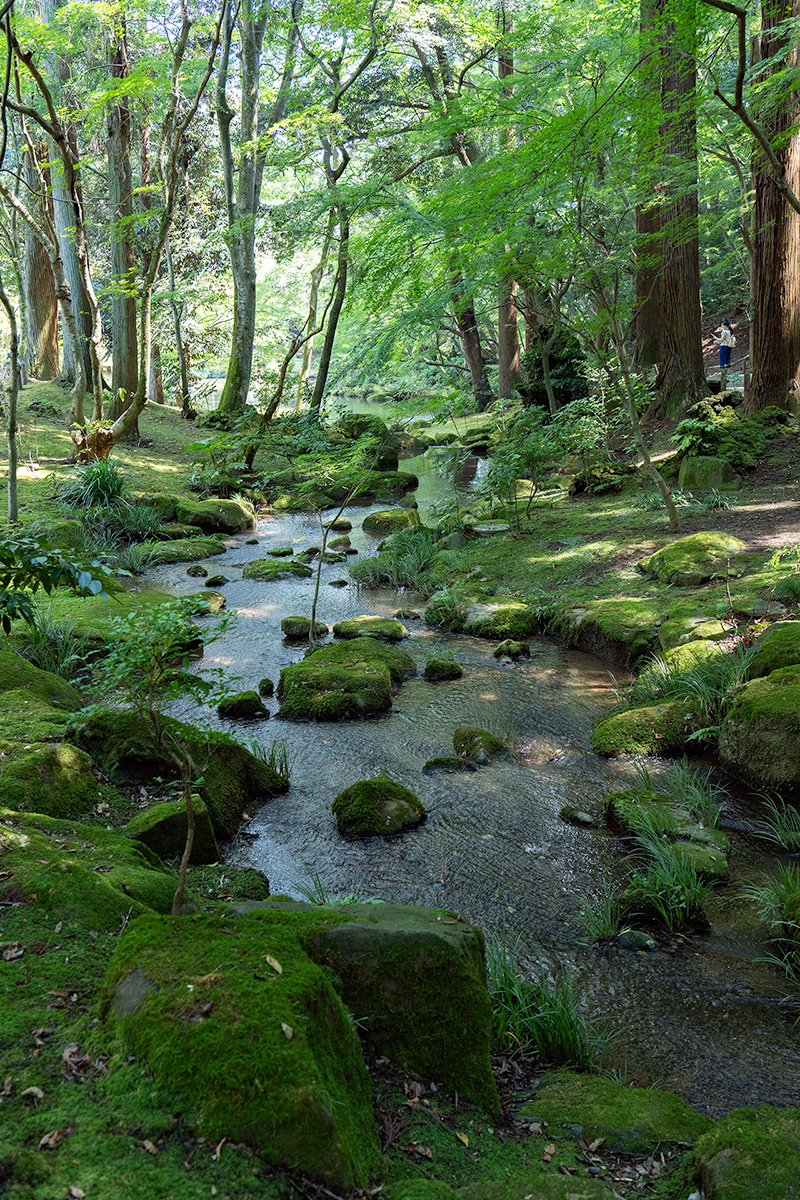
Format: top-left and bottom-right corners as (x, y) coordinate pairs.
(144, 488), (800, 1117)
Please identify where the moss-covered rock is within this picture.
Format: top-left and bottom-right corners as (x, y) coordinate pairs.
(265, 544), (294, 557)
(637, 532), (746, 586)
(186, 564), (208, 578)
(670, 839), (729, 880)
(750, 620), (800, 678)
(634, 639), (725, 697)
(452, 728), (507, 763)
(494, 639), (530, 659)
(332, 615), (409, 642)
(657, 603), (729, 650)
(277, 637), (414, 721)
(423, 658), (464, 681)
(329, 535), (350, 550)
(140, 536), (227, 565)
(259, 677), (275, 697)
(100, 908), (380, 1187)
(678, 456), (741, 491)
(0, 690), (75, 742)
(327, 517), (352, 532)
(281, 615), (329, 640)
(138, 492), (179, 521)
(552, 598), (661, 666)
(300, 900), (498, 1114)
(422, 756), (478, 773)
(591, 700), (697, 757)
(190, 589), (227, 614)
(217, 690), (269, 720)
(719, 666), (800, 789)
(175, 497), (255, 534)
(242, 557), (313, 581)
(0, 742), (99, 817)
(463, 598), (540, 639)
(0, 649), (84, 711)
(362, 508), (421, 534)
(126, 795), (219, 864)
(332, 774), (425, 837)
(187, 863), (270, 902)
(520, 1068), (711, 1156)
(45, 517), (85, 549)
(70, 710), (288, 837)
(206, 573), (230, 587)
(692, 1105), (800, 1198)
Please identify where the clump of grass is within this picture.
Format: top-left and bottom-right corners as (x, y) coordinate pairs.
(15, 601), (95, 683)
(576, 888), (626, 943)
(247, 737), (294, 782)
(630, 645), (756, 738)
(114, 541), (161, 576)
(664, 759), (725, 828)
(623, 835), (713, 933)
(291, 872), (382, 906)
(485, 934), (610, 1069)
(54, 458), (129, 506)
(753, 795), (800, 853)
(423, 584), (469, 630)
(742, 865), (800, 991)
(350, 527), (440, 593)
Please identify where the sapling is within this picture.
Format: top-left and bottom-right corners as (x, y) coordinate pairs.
(79, 600), (234, 915)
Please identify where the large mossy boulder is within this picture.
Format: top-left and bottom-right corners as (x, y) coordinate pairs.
(175, 497), (255, 534)
(332, 774), (425, 837)
(126, 795), (219, 864)
(297, 900), (498, 1114)
(0, 649), (84, 712)
(281, 615), (329, 640)
(719, 666), (800, 789)
(552, 598), (661, 666)
(70, 710), (289, 837)
(453, 728), (507, 763)
(141, 536), (227, 565)
(749, 620), (800, 678)
(0, 810), (183, 922)
(463, 598), (540, 639)
(637, 532), (746, 586)
(362, 508), (421, 534)
(521, 1069), (711, 1156)
(678, 455), (741, 491)
(591, 700), (697, 757)
(242, 557), (313, 581)
(101, 908), (380, 1188)
(0, 742), (99, 818)
(277, 637), (414, 721)
(332, 615), (409, 642)
(692, 1105), (800, 1199)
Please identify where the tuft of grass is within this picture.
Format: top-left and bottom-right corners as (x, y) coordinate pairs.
(630, 645), (756, 738)
(15, 601), (95, 682)
(576, 888), (627, 943)
(113, 541), (162, 576)
(291, 872), (382, 906)
(742, 865), (800, 993)
(246, 737), (294, 782)
(753, 794), (800, 853)
(485, 934), (610, 1069)
(623, 834), (713, 932)
(53, 458), (129, 506)
(664, 759), (725, 828)
(350, 527), (440, 593)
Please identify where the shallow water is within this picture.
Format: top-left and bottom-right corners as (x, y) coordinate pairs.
(144, 481), (800, 1118)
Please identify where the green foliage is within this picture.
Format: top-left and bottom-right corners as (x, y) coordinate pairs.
(519, 330), (587, 411)
(623, 835), (713, 933)
(671, 403), (789, 472)
(480, 407), (560, 527)
(576, 888), (626, 943)
(350, 527), (440, 592)
(14, 601), (95, 683)
(630, 645), (756, 740)
(0, 534), (120, 631)
(753, 794), (800, 853)
(741, 865), (800, 991)
(53, 458), (130, 506)
(662, 759), (725, 828)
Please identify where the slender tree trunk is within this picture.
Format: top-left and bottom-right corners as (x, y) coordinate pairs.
(311, 203), (348, 412)
(150, 341), (165, 404)
(497, 5), (519, 398)
(635, 0), (663, 366)
(297, 210), (334, 411)
(748, 0), (800, 412)
(52, 136), (92, 387)
(107, 23), (139, 435)
(451, 275), (493, 412)
(22, 146), (58, 379)
(0, 273), (20, 522)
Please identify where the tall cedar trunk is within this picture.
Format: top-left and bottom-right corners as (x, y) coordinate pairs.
(497, 5), (519, 397)
(748, 0), (800, 412)
(22, 146), (58, 379)
(311, 203), (348, 412)
(297, 210), (334, 410)
(53, 137), (92, 386)
(0, 273), (20, 522)
(652, 0), (705, 413)
(635, 0), (663, 366)
(107, 25), (139, 435)
(451, 275), (493, 412)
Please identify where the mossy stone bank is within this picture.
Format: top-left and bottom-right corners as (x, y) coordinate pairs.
(332, 773), (425, 837)
(126, 794), (220, 864)
(0, 742), (99, 818)
(719, 666), (800, 789)
(333, 615), (409, 642)
(277, 637), (415, 721)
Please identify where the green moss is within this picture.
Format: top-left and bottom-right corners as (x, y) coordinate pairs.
(265, 544), (294, 556)
(658, 600), (730, 650)
(494, 639), (530, 659)
(137, 491), (180, 520)
(332, 773), (426, 837)
(70, 709), (289, 837)
(452, 728), (507, 761)
(719, 666), (800, 788)
(423, 756), (478, 772)
(40, 588), (177, 642)
(186, 863), (270, 901)
(520, 1068), (711, 1156)
(332, 615), (409, 642)
(692, 1105), (800, 1198)
(100, 909), (380, 1187)
(46, 516), (85, 548)
(175, 497), (255, 533)
(551, 597), (662, 666)
(0, 688), (75, 741)
(242, 557), (314, 581)
(140, 536), (227, 564)
(362, 508), (421, 533)
(217, 690), (269, 719)
(423, 658), (464, 681)
(637, 532), (746, 586)
(281, 615), (329, 639)
(463, 598), (540, 639)
(592, 700), (697, 757)
(750, 620), (800, 678)
(0, 648), (84, 709)
(635, 639), (725, 693)
(0, 741), (100, 817)
(126, 795), (219, 864)
(678, 456), (741, 491)
(277, 637), (414, 721)
(670, 839), (729, 880)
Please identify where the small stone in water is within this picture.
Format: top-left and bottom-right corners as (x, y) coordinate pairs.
(245, 538), (259, 545)
(328, 579), (348, 588)
(617, 930), (657, 951)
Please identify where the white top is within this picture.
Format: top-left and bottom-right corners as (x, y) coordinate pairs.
(718, 328), (733, 346)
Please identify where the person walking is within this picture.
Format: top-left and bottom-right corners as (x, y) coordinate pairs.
(712, 319), (735, 387)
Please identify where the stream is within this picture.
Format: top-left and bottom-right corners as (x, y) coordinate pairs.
(142, 447), (800, 1119)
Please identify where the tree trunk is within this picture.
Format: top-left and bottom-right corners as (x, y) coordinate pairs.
(311, 203), (348, 412)
(451, 275), (493, 412)
(22, 146), (59, 380)
(498, 274), (520, 398)
(296, 210), (334, 411)
(0, 273), (20, 523)
(747, 0), (800, 412)
(52, 132), (93, 388)
(635, 0), (663, 366)
(652, 0), (705, 414)
(107, 24), (139, 436)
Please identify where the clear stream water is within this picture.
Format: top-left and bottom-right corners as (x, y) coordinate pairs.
(144, 450), (800, 1119)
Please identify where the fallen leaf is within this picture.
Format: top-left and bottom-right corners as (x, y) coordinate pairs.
(0, 1076), (12, 1098)
(264, 954), (282, 974)
(2, 944), (23, 961)
(214, 1137), (226, 1162)
(142, 1139), (158, 1155)
(69, 1188), (86, 1198)
(407, 1142), (432, 1159)
(20, 1086), (44, 1106)
(38, 1128), (63, 1150)
(281, 1023), (293, 1040)
(558, 1164), (577, 1175)
(54, 921), (62, 934)
(528, 1121), (545, 1135)
(456, 1132), (469, 1147)
(588, 1136), (606, 1152)
(404, 1081), (426, 1100)
(542, 1142), (556, 1162)
(195, 973), (221, 986)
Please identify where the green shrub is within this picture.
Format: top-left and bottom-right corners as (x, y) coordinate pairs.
(54, 459), (130, 506)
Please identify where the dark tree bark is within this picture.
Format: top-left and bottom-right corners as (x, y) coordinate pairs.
(451, 275), (493, 412)
(107, 21), (139, 435)
(497, 3), (519, 398)
(635, 0), (663, 366)
(22, 145), (58, 379)
(310, 199), (348, 411)
(748, 0), (800, 411)
(53, 126), (93, 388)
